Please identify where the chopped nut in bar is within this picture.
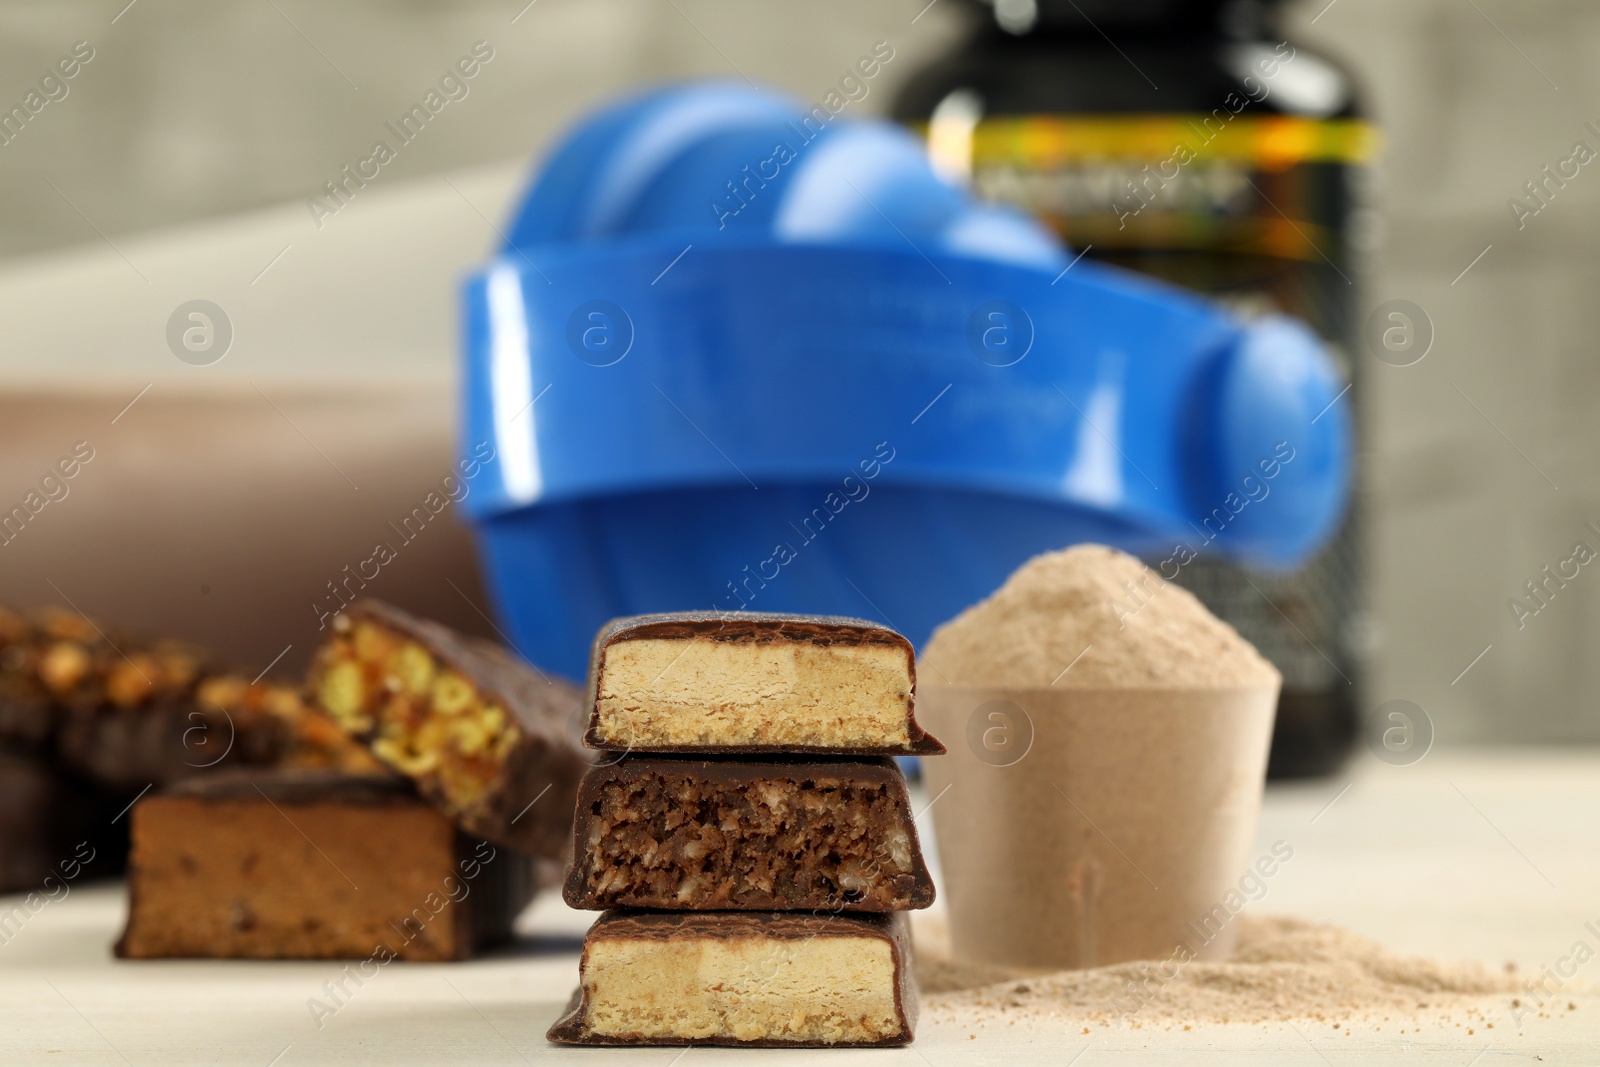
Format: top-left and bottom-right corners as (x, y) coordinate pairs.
(193, 675), (384, 775)
(308, 600), (588, 858)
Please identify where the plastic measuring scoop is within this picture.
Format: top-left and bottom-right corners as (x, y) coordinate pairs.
(458, 82), (1350, 680)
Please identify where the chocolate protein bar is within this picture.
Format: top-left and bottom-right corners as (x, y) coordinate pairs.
(0, 669), (51, 752)
(564, 756), (934, 913)
(547, 910), (917, 1047)
(1, 605), (234, 788)
(0, 603), (287, 788)
(309, 600), (588, 858)
(56, 673), (378, 793)
(0, 749), (125, 893)
(116, 768), (534, 961)
(38, 618), (210, 716)
(585, 612), (944, 755)
(190, 675), (384, 775)
(1, 603), (204, 710)
(0, 605), (194, 751)
(0, 606), (53, 748)
(0, 749), (63, 893)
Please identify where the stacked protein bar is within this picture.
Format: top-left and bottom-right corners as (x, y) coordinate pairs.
(549, 612), (945, 1049)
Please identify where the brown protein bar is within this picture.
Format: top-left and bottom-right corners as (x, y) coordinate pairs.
(54, 671), (376, 792)
(116, 768), (533, 961)
(585, 612), (943, 755)
(0, 606), (54, 749)
(56, 700), (217, 791)
(50, 627), (211, 716)
(0, 749), (65, 893)
(0, 603), (346, 786)
(548, 910), (918, 1047)
(1, 606), (207, 755)
(190, 675), (385, 775)
(0, 603), (258, 790)
(0, 749), (124, 894)
(564, 756), (934, 913)
(44, 626), (248, 791)
(308, 600), (588, 858)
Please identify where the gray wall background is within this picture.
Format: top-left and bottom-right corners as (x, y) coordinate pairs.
(0, 0), (1590, 742)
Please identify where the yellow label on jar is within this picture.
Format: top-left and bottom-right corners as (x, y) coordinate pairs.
(920, 114), (1375, 260)
(967, 115), (1376, 170)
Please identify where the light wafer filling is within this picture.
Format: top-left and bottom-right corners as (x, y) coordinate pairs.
(581, 930), (902, 1044)
(595, 637), (911, 749)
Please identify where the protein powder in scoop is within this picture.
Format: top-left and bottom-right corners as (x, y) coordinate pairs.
(917, 544), (1280, 970)
(920, 544), (1279, 689)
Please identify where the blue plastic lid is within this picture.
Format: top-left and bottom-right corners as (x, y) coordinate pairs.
(457, 82), (1351, 678)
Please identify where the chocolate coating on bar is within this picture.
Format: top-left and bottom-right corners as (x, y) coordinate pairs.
(0, 673), (51, 750)
(0, 602), (357, 789)
(0, 748), (63, 892)
(596, 611), (910, 646)
(309, 600), (590, 858)
(0, 607), (52, 747)
(0, 605), (209, 755)
(163, 766), (412, 802)
(52, 673), (372, 792)
(585, 611), (944, 755)
(57, 698), (265, 793)
(547, 910), (917, 1047)
(564, 755), (934, 913)
(0, 745), (131, 888)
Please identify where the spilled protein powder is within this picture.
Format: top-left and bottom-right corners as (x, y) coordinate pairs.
(914, 912), (1533, 1033)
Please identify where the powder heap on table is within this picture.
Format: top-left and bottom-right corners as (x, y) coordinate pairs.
(920, 545), (1280, 689)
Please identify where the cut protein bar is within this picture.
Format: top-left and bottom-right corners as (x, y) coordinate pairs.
(1, 606), (208, 756)
(190, 675), (384, 775)
(116, 768), (533, 961)
(56, 674), (380, 792)
(0, 603), (369, 788)
(564, 756), (934, 912)
(547, 910), (917, 1047)
(586, 612), (943, 755)
(308, 600), (588, 858)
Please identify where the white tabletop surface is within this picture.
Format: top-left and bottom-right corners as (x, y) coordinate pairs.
(4, 747), (1599, 1065)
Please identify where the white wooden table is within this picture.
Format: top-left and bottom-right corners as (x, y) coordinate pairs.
(4, 748), (1598, 1065)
